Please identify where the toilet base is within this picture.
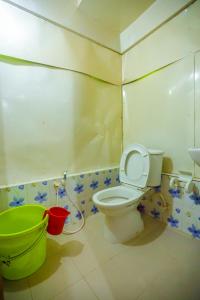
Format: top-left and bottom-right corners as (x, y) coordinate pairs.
(103, 208), (144, 243)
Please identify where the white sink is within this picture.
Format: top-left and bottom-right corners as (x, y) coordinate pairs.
(188, 148), (200, 167)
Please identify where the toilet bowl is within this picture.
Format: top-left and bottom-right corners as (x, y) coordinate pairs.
(92, 144), (164, 243)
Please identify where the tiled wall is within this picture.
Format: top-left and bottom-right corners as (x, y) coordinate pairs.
(139, 175), (200, 240)
(0, 168), (120, 225)
(1, 167), (199, 240)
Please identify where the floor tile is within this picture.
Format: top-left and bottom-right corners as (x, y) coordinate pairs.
(52, 279), (98, 300)
(85, 245), (173, 300)
(138, 256), (200, 300)
(27, 253), (82, 300)
(3, 213), (200, 300)
(3, 279), (32, 300)
(153, 226), (200, 262)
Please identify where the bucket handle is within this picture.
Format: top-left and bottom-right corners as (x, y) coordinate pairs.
(43, 209), (49, 219)
(0, 221), (48, 267)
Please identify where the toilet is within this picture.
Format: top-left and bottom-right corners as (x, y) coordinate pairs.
(92, 144), (164, 243)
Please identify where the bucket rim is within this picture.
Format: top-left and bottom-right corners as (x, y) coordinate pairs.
(0, 204), (48, 238)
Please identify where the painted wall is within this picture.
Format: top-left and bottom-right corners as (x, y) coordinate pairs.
(0, 1), (122, 187)
(122, 0), (200, 178)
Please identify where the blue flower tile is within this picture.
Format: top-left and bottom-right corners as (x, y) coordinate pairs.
(42, 181), (48, 186)
(91, 205), (99, 214)
(187, 224), (200, 239)
(58, 187), (67, 198)
(168, 188), (181, 198)
(90, 180), (99, 190)
(34, 192), (47, 203)
(75, 211), (83, 220)
(9, 196), (24, 207)
(189, 193), (200, 205)
(74, 184), (84, 194)
(18, 185), (24, 190)
(104, 177), (111, 186)
(167, 215), (179, 228)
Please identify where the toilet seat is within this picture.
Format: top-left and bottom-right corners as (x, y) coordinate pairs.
(120, 144), (150, 188)
(93, 185), (143, 209)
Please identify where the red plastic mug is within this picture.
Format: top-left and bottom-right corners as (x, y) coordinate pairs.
(43, 206), (70, 235)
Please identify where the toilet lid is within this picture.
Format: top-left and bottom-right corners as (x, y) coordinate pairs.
(120, 144), (150, 188)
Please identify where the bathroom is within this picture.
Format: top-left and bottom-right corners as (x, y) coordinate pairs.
(0, 0), (200, 299)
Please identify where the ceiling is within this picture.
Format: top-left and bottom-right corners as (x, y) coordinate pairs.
(8, 0), (155, 51)
(78, 0), (155, 33)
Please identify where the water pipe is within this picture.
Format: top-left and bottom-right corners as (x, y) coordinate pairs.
(54, 171), (85, 234)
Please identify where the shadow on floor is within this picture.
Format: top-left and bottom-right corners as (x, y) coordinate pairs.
(47, 238), (84, 258)
(124, 215), (167, 246)
(26, 238), (84, 287)
(3, 238), (84, 291)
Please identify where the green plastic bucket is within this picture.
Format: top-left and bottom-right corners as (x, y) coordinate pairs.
(0, 205), (48, 280)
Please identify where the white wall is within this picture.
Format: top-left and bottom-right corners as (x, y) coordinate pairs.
(0, 0), (121, 85)
(195, 51), (200, 178)
(120, 0), (192, 53)
(123, 56), (194, 175)
(6, 0), (120, 52)
(123, 0), (200, 83)
(0, 59), (121, 187)
(122, 0), (200, 178)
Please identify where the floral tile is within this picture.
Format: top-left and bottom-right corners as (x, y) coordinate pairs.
(183, 192), (195, 209)
(167, 214), (181, 229)
(1, 169), (200, 240)
(1, 185), (28, 208)
(0, 189), (11, 211)
(26, 181), (51, 208)
(68, 175), (89, 200)
(187, 224), (200, 239)
(181, 208), (196, 236)
(48, 179), (66, 207)
(171, 197), (184, 214)
(86, 197), (99, 217)
(191, 207), (200, 234)
(88, 172), (103, 194)
(110, 168), (120, 186)
(168, 187), (182, 199)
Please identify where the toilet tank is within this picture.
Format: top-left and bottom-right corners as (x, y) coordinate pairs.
(147, 149), (164, 187)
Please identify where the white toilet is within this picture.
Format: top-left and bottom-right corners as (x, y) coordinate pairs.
(92, 144), (164, 243)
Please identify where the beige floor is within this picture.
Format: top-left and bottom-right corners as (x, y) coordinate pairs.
(3, 214), (200, 300)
